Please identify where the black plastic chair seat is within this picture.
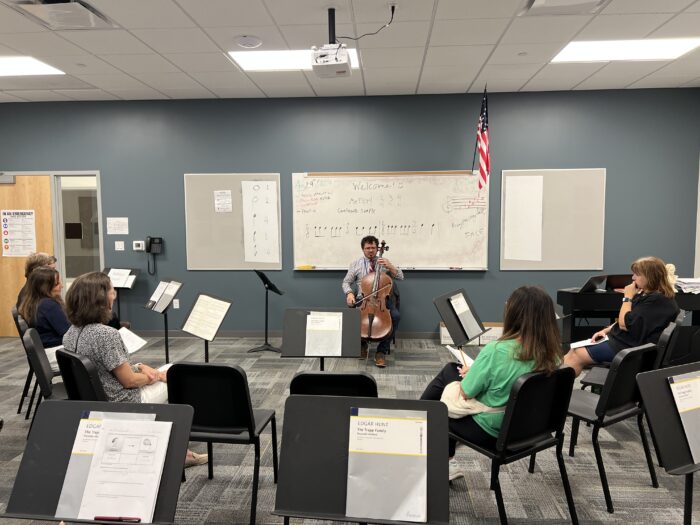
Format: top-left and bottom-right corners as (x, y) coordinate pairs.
(453, 431), (558, 461)
(191, 409), (275, 443)
(568, 389), (641, 425)
(45, 382), (67, 400)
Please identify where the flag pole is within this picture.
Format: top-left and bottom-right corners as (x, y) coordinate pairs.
(470, 85), (487, 174)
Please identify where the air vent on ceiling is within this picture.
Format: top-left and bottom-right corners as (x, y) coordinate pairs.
(6, 0), (118, 30)
(518, 0), (612, 16)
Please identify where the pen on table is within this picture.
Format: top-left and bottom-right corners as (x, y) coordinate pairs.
(94, 517), (141, 523)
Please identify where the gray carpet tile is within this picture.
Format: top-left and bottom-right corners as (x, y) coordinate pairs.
(1, 335), (699, 524)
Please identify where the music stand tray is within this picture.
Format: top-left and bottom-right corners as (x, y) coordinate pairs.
(5, 400), (193, 525)
(273, 396), (449, 525)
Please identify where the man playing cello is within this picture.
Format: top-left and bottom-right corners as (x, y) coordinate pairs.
(342, 235), (403, 368)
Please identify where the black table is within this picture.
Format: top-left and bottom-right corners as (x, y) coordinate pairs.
(274, 395), (449, 525)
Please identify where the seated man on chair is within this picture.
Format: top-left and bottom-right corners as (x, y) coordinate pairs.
(342, 235), (403, 368)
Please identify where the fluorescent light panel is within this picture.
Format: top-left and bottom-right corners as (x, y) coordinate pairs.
(229, 49), (359, 71)
(0, 56), (65, 76)
(552, 38), (700, 62)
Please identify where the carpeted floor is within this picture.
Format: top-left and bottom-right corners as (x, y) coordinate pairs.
(0, 334), (697, 524)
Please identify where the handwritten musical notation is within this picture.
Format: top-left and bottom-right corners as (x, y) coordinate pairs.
(242, 180), (280, 264)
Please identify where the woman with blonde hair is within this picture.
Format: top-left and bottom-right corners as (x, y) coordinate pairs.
(563, 256), (679, 376)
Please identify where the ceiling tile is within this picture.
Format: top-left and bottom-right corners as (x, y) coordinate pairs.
(488, 42), (562, 64)
(353, 21), (430, 48)
(58, 30), (153, 55)
(0, 5), (46, 33)
(521, 62), (606, 91)
(157, 86), (217, 99)
(352, 0), (433, 23)
(0, 32), (88, 56)
(106, 87), (168, 99)
(135, 72), (203, 90)
(576, 14), (674, 39)
(0, 91), (25, 102)
(681, 75), (700, 86)
(5, 90), (72, 101)
(247, 71), (315, 97)
(265, 0), (352, 25)
(163, 52), (237, 73)
(40, 55), (123, 76)
(602, 0), (695, 14)
(363, 66), (419, 94)
(54, 89), (119, 100)
(177, 0), (275, 27)
(648, 13), (700, 37)
(688, 1), (700, 12)
(0, 43), (19, 54)
(417, 65), (476, 93)
(436, 0), (522, 19)
(430, 19), (509, 46)
(73, 73), (151, 90)
(204, 26), (288, 51)
(574, 62), (667, 90)
(130, 28), (219, 54)
(628, 70), (699, 88)
(279, 23), (355, 48)
(304, 71), (365, 96)
(470, 63), (542, 92)
(100, 54), (180, 74)
(194, 70), (265, 97)
(424, 45), (492, 67)
(87, 0), (195, 29)
(0, 75), (93, 90)
(500, 15), (590, 44)
(360, 47), (425, 68)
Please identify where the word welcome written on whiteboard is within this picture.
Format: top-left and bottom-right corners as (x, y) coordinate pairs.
(292, 171), (489, 270)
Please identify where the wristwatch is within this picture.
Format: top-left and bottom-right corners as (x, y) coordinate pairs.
(621, 297), (632, 303)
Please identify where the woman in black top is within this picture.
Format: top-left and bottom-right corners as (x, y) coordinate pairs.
(564, 256), (679, 376)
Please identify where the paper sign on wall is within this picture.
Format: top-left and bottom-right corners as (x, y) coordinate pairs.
(106, 217), (129, 235)
(2, 209), (36, 257)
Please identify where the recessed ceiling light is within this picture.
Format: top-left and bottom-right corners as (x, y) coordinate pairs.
(0, 56), (65, 76)
(229, 49), (359, 71)
(552, 38), (700, 62)
(236, 35), (263, 49)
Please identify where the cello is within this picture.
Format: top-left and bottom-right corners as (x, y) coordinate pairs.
(355, 240), (393, 341)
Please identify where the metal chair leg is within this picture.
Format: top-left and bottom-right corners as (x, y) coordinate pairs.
(592, 426), (614, 513)
(250, 439), (261, 525)
(528, 453), (536, 473)
(17, 369), (33, 414)
(25, 381), (38, 420)
(556, 435), (579, 525)
(271, 417), (279, 483)
(684, 473), (693, 525)
(207, 441), (213, 480)
(490, 461), (508, 525)
(637, 413), (659, 488)
(569, 418), (580, 457)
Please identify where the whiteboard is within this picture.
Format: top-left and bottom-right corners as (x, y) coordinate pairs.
(292, 171), (489, 270)
(184, 173), (281, 270)
(500, 168), (605, 270)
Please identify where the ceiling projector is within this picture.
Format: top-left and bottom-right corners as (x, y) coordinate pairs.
(311, 44), (351, 78)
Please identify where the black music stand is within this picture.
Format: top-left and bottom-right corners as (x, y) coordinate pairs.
(103, 267), (139, 319)
(144, 280), (183, 364)
(281, 308), (361, 370)
(248, 270), (284, 353)
(273, 396), (449, 525)
(433, 288), (488, 348)
(638, 363), (700, 525)
(4, 400), (193, 525)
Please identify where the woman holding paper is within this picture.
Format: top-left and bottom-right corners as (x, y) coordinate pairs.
(563, 256), (679, 376)
(62, 272), (207, 468)
(420, 286), (562, 481)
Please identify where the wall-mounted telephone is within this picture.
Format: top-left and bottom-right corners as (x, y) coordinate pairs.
(146, 236), (163, 275)
(145, 236), (163, 254)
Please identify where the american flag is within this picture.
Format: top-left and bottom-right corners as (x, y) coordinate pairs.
(476, 88), (490, 189)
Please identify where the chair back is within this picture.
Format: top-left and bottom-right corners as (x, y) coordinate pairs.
(11, 306), (28, 338)
(653, 322), (677, 369)
(496, 367), (575, 453)
(167, 362), (256, 435)
(56, 349), (108, 401)
(22, 328), (55, 398)
(289, 371), (378, 397)
(596, 343), (657, 418)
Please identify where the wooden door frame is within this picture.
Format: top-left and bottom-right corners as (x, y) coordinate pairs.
(1, 170), (104, 287)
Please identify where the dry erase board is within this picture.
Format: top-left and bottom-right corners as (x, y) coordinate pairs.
(292, 171), (489, 270)
(500, 168), (605, 270)
(184, 173), (281, 270)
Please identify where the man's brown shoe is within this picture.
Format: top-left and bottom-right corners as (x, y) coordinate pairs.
(374, 352), (386, 368)
(359, 341), (368, 359)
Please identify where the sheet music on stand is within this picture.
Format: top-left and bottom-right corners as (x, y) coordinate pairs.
(668, 370), (700, 463)
(105, 268), (138, 289)
(145, 280), (183, 313)
(182, 294), (231, 342)
(448, 292), (484, 342)
(304, 311), (343, 357)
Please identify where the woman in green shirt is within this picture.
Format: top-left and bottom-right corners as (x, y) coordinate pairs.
(421, 286), (562, 480)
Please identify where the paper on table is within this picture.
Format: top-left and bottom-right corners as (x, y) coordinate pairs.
(182, 294), (231, 341)
(76, 418), (172, 523)
(668, 371), (700, 463)
(346, 407), (427, 522)
(445, 345), (474, 367)
(570, 335), (607, 350)
(304, 311), (343, 356)
(119, 327), (148, 354)
(108, 268), (131, 288)
(503, 175), (543, 261)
